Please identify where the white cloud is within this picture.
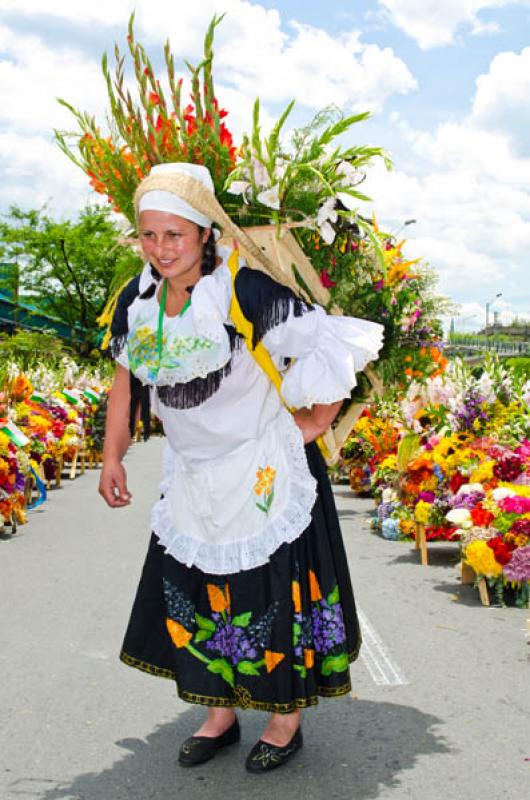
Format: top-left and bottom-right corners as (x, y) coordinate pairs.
(0, 132), (93, 213)
(378, 0), (529, 49)
(0, 0), (135, 27)
(215, 21), (416, 112)
(472, 47), (530, 155)
(363, 108), (530, 309)
(0, 24), (104, 135)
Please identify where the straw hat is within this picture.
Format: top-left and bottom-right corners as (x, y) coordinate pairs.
(134, 165), (306, 299)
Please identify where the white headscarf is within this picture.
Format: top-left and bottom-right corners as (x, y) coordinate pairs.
(138, 162), (214, 228)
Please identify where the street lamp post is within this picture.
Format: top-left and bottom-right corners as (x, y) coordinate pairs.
(485, 292), (502, 346)
(393, 219), (417, 237)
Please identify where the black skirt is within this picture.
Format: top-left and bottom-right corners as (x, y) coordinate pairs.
(120, 442), (361, 713)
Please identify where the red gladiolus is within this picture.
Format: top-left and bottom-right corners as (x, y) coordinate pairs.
(148, 92), (160, 105)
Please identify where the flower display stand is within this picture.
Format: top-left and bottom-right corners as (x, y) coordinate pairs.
(415, 522), (429, 567)
(24, 474), (36, 506)
(85, 450), (103, 469)
(61, 446), (85, 480)
(461, 561), (490, 607)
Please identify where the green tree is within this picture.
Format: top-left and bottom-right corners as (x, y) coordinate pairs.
(0, 205), (142, 351)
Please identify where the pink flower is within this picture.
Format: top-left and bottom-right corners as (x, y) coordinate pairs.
(498, 496), (530, 515)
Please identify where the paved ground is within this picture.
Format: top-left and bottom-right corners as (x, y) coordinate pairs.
(1, 437), (529, 800)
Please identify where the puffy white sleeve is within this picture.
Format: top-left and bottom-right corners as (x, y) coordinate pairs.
(262, 304), (384, 409)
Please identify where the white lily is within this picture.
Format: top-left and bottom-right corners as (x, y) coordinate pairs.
(316, 197), (338, 244)
(318, 220), (335, 245)
(256, 184), (281, 210)
(337, 160), (363, 186)
(228, 180), (251, 198)
(317, 197), (338, 226)
(251, 157), (269, 188)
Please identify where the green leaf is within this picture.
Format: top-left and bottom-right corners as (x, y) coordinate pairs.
(256, 502), (269, 513)
(207, 658), (235, 687)
(232, 611), (252, 628)
(266, 99), (295, 167)
(320, 653), (350, 677)
(194, 629), (213, 643)
(292, 622), (302, 645)
(327, 585), (340, 605)
(237, 660), (261, 676)
(195, 613), (216, 631)
(293, 664), (307, 679)
(266, 488), (275, 510)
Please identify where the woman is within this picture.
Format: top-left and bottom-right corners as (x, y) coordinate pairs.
(99, 162), (384, 772)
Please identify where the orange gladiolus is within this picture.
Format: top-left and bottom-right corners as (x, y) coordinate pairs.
(309, 570), (322, 601)
(292, 581), (301, 613)
(265, 650), (285, 673)
(166, 618), (192, 648)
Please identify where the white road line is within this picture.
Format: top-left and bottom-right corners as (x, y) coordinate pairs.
(358, 608), (408, 686)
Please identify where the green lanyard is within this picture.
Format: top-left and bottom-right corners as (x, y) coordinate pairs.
(156, 279), (168, 372)
(155, 280), (191, 374)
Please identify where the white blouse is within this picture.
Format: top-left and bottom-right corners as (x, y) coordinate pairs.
(116, 247), (384, 574)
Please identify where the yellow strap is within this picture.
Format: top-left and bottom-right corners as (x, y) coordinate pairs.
(227, 247), (286, 403)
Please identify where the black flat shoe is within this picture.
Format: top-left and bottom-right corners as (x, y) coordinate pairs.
(178, 717), (240, 767)
(245, 727), (303, 773)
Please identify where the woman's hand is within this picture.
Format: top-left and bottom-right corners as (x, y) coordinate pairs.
(98, 459), (132, 508)
(293, 401), (343, 444)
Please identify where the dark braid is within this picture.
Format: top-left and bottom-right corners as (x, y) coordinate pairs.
(200, 228), (217, 275)
(139, 264), (161, 299)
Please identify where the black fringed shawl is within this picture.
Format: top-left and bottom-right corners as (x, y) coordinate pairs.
(234, 266), (314, 348)
(109, 266), (314, 437)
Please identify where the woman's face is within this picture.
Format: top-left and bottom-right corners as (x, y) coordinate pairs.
(138, 210), (210, 284)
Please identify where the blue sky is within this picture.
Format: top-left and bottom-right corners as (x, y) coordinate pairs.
(1, 0), (530, 329)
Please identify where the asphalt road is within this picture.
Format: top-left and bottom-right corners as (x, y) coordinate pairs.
(1, 437), (529, 800)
